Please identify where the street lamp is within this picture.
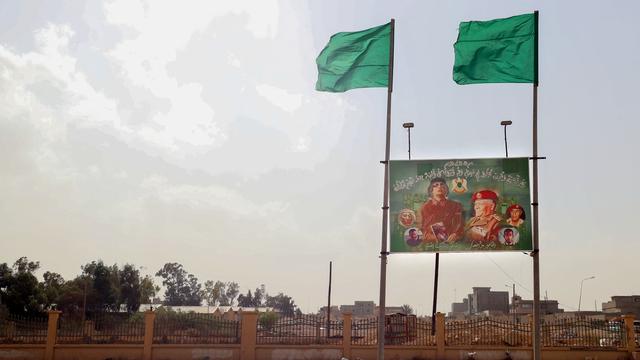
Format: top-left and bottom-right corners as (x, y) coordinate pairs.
(402, 122), (414, 159)
(578, 276), (595, 312)
(505, 284), (517, 323)
(500, 120), (512, 158)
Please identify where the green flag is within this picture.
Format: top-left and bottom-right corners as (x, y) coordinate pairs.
(453, 13), (536, 85)
(316, 22), (391, 92)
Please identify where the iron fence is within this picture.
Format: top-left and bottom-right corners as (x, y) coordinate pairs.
(257, 314), (342, 345)
(56, 314), (85, 344)
(412, 317), (436, 346)
(153, 312), (239, 344)
(445, 318), (531, 346)
(0, 314), (48, 344)
(541, 318), (626, 348)
(351, 317), (377, 345)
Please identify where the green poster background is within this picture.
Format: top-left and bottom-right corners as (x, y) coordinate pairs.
(389, 158), (532, 253)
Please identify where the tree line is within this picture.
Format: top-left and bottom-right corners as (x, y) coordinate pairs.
(0, 257), (300, 317)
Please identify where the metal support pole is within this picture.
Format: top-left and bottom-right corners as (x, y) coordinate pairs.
(377, 19), (395, 360)
(327, 261), (332, 338)
(532, 11), (541, 360)
(431, 253), (439, 335)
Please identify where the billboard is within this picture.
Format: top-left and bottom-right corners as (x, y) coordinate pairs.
(390, 158), (532, 253)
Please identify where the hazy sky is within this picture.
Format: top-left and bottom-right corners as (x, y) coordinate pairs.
(2, 0), (639, 316)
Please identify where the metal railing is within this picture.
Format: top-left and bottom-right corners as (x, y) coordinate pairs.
(256, 314), (342, 345)
(56, 313), (145, 344)
(541, 318), (626, 348)
(445, 317), (531, 346)
(351, 317), (377, 345)
(153, 312), (239, 344)
(0, 314), (48, 344)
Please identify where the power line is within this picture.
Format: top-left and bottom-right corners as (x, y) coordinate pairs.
(483, 254), (531, 294)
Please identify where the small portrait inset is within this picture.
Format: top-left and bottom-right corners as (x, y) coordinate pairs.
(404, 228), (423, 247)
(506, 204), (526, 228)
(499, 227), (520, 246)
(430, 222), (448, 243)
(398, 209), (417, 228)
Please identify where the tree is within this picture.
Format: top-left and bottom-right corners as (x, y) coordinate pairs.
(225, 282), (239, 306)
(237, 290), (254, 307)
(266, 293), (298, 317)
(140, 275), (158, 304)
(155, 263), (202, 306)
(0, 258), (46, 315)
(253, 284), (266, 307)
(400, 304), (414, 315)
(216, 281), (229, 306)
(82, 261), (120, 311)
(119, 264), (141, 313)
(41, 271), (65, 309)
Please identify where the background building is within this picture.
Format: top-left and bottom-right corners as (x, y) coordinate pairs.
(602, 295), (640, 317)
(449, 287), (508, 316)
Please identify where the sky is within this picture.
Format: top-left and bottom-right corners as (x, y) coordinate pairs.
(1, 0), (639, 316)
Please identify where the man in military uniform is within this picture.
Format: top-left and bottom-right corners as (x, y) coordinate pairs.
(465, 190), (501, 243)
(420, 178), (464, 242)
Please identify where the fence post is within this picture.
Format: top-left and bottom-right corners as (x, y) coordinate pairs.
(436, 312), (445, 358)
(143, 310), (156, 360)
(622, 314), (636, 354)
(343, 312), (352, 359)
(240, 311), (259, 360)
(528, 314), (534, 347)
(45, 310), (61, 360)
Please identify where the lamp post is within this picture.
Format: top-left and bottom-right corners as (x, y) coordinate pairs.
(578, 276), (595, 312)
(403, 122), (414, 159)
(500, 120), (512, 158)
(505, 284), (517, 323)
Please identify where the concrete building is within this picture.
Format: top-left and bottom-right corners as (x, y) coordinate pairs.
(512, 296), (563, 315)
(341, 301), (376, 317)
(449, 287), (509, 316)
(602, 295), (640, 317)
(319, 301), (406, 319)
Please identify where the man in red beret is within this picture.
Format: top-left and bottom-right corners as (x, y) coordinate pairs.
(506, 204), (526, 228)
(420, 178), (464, 243)
(465, 190), (501, 242)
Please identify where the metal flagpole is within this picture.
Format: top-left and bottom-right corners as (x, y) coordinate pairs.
(377, 18), (394, 360)
(531, 10), (542, 360)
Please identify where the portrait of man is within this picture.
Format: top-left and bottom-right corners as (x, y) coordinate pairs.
(404, 228), (423, 246)
(499, 227), (519, 246)
(398, 209), (416, 227)
(506, 204), (526, 227)
(465, 190), (501, 243)
(420, 178), (464, 243)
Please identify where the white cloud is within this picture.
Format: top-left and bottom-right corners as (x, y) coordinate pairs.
(140, 175), (289, 219)
(255, 83), (303, 113)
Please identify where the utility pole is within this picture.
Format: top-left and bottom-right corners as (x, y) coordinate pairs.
(327, 261), (332, 338)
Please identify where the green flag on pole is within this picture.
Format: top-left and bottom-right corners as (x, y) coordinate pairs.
(453, 13), (536, 84)
(316, 22), (391, 92)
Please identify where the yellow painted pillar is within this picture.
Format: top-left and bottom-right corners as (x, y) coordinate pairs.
(240, 311), (258, 360)
(435, 312), (445, 358)
(622, 314), (637, 354)
(143, 311), (156, 360)
(528, 314), (534, 347)
(342, 313), (352, 359)
(45, 310), (61, 360)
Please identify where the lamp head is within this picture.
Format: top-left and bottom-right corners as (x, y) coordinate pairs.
(403, 122), (414, 128)
(500, 120), (513, 126)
